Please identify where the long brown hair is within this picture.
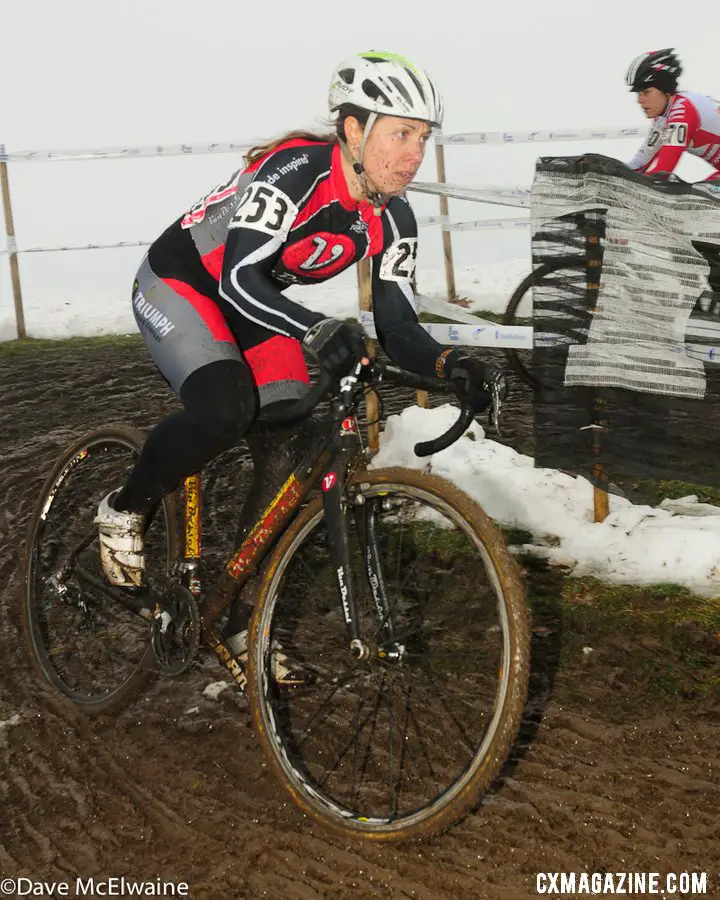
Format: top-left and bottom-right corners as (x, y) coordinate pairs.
(243, 107), (372, 167)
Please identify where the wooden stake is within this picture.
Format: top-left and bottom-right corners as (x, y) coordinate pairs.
(0, 156), (26, 339)
(356, 259), (380, 452)
(593, 464), (610, 523)
(434, 141), (457, 303)
(585, 212), (609, 523)
(410, 272), (429, 409)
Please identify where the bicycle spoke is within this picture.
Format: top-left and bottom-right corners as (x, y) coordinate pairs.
(392, 603), (496, 646)
(315, 687), (387, 793)
(350, 690), (381, 811)
(377, 670), (450, 774)
(291, 666), (365, 753)
(375, 672), (431, 819)
(392, 681), (415, 819)
(369, 668), (427, 780)
(408, 677), (481, 758)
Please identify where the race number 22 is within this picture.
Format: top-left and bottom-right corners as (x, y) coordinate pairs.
(379, 238), (418, 283)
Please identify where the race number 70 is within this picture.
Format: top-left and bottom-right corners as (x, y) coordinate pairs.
(664, 122), (689, 147)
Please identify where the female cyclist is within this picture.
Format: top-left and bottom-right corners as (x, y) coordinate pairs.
(95, 50), (501, 603)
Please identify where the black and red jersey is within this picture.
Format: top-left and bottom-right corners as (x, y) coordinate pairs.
(147, 139), (443, 377)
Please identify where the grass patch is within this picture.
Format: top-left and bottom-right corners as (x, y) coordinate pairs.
(501, 525), (535, 545)
(0, 334), (143, 359)
(384, 521), (476, 560)
(623, 477), (720, 507)
(523, 556), (720, 712)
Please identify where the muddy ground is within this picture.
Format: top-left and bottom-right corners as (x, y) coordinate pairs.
(0, 338), (717, 899)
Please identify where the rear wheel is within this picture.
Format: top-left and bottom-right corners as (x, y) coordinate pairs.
(503, 255), (584, 390)
(22, 424), (179, 714)
(247, 467), (530, 842)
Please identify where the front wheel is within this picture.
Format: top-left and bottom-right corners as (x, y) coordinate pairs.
(247, 467), (530, 843)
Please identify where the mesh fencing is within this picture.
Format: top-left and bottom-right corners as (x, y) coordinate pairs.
(531, 154), (720, 486)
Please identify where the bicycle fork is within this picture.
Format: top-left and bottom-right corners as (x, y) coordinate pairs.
(322, 474), (402, 663)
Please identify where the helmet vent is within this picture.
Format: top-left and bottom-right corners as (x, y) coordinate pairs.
(361, 78), (392, 108)
(338, 68), (355, 85)
(404, 68), (426, 103)
(388, 76), (413, 107)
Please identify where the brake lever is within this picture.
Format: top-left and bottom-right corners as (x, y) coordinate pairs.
(339, 357), (373, 406)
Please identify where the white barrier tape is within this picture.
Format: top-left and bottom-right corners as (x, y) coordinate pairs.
(416, 214), (450, 228)
(436, 126), (643, 146)
(450, 216), (530, 232)
(409, 181), (531, 208)
(416, 293), (496, 326)
(0, 128), (641, 163)
(687, 344), (720, 364)
(0, 141), (253, 163)
(416, 214), (531, 231)
(360, 311), (533, 349)
(0, 239), (151, 255)
(0, 215), (533, 255)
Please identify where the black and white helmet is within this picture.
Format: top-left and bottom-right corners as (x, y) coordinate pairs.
(625, 48), (682, 93)
(329, 51), (443, 128)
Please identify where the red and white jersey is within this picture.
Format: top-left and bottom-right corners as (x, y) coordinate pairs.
(628, 91), (720, 178)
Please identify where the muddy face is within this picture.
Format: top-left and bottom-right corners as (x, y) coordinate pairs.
(343, 114), (430, 197)
(360, 115), (430, 195)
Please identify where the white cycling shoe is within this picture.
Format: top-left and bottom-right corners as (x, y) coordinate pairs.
(94, 491), (146, 588)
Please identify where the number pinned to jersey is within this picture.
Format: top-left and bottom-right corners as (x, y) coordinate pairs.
(664, 123), (689, 147)
(229, 181), (298, 237)
(379, 237), (418, 283)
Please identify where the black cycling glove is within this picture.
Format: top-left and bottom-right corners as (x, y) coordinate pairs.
(303, 318), (368, 380)
(440, 350), (508, 414)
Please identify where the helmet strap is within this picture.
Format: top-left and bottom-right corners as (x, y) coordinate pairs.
(359, 112), (378, 163)
(339, 112), (386, 213)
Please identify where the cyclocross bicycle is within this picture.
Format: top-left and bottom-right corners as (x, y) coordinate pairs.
(22, 361), (530, 843)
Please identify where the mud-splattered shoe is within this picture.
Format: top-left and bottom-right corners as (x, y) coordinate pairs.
(94, 490), (145, 588)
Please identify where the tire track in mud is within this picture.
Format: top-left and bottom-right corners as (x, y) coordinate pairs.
(1, 342), (718, 898)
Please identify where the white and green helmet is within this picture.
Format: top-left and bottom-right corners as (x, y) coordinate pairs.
(329, 51), (444, 128)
